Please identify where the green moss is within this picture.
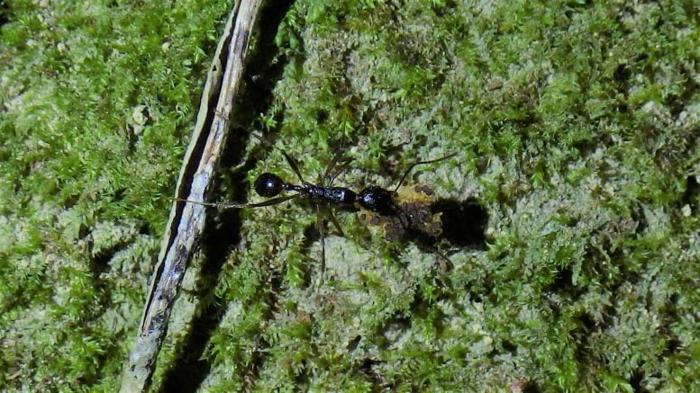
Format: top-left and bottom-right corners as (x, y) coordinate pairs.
(2, 0), (698, 391)
(200, 1), (698, 391)
(0, 0), (230, 390)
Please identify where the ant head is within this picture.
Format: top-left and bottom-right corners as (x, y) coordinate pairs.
(358, 186), (396, 215)
(254, 173), (285, 197)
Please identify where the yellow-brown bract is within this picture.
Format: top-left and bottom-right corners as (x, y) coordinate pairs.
(358, 185), (443, 241)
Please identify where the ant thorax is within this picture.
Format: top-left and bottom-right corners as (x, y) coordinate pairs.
(358, 184), (443, 241)
(302, 184), (357, 205)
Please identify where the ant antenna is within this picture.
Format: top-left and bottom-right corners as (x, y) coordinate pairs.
(281, 151), (307, 184)
(175, 194), (298, 209)
(392, 152), (457, 193)
(251, 133), (307, 185)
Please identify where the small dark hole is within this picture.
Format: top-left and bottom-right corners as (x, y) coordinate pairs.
(577, 312), (597, 332)
(550, 266), (574, 292)
(629, 367), (646, 392)
(316, 109), (329, 123)
(112, 187), (127, 201)
(139, 223), (151, 235)
(502, 340), (517, 354)
(523, 381), (540, 393)
(613, 64), (630, 85)
(469, 278), (494, 303)
(545, 265), (587, 301)
(0, 1), (9, 27)
(681, 175), (698, 208)
(358, 358), (381, 385)
(431, 0), (457, 16)
(92, 251), (113, 274)
(665, 337), (680, 355)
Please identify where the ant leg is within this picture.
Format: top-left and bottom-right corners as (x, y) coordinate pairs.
(321, 138), (351, 182)
(327, 160), (351, 186)
(392, 152), (457, 193)
(230, 133), (274, 174)
(321, 152), (351, 187)
(281, 151), (307, 184)
(250, 132), (270, 145)
(432, 246), (454, 273)
(176, 194), (298, 209)
(328, 208), (345, 237)
(321, 153), (341, 185)
(315, 204), (326, 287)
(251, 134), (307, 184)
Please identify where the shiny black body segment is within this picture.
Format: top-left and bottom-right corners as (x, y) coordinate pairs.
(357, 186), (396, 215)
(301, 185), (358, 206)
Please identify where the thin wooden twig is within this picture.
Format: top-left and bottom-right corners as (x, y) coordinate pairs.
(120, 1), (264, 391)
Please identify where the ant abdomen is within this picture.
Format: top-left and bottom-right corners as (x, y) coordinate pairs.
(255, 173), (285, 197)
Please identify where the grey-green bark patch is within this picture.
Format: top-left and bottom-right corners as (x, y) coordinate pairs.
(2, 0), (699, 391)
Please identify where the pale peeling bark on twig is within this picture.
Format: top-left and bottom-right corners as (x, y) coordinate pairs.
(120, 1), (264, 391)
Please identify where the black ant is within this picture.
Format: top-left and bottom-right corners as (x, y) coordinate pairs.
(179, 151), (456, 280)
(185, 152), (454, 213)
